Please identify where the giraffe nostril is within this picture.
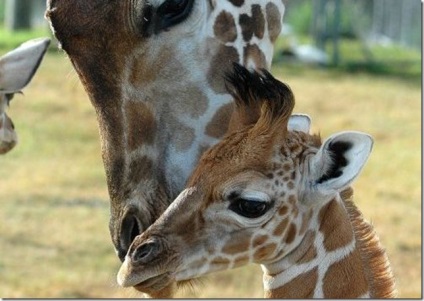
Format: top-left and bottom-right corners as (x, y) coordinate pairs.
(132, 241), (159, 264)
(119, 214), (142, 262)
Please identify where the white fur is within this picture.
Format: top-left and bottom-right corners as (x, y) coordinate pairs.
(309, 131), (373, 198)
(288, 114), (311, 133)
(0, 38), (50, 93)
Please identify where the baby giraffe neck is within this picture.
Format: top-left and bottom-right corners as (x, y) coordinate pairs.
(261, 188), (395, 298)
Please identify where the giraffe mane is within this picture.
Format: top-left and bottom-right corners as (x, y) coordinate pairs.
(224, 63), (295, 128)
(340, 188), (397, 298)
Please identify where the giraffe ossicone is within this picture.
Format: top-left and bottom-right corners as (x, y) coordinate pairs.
(118, 65), (396, 298)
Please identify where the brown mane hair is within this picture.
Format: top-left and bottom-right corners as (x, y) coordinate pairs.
(340, 188), (397, 298)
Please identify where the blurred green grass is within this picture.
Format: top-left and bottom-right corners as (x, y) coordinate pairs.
(0, 34), (421, 297)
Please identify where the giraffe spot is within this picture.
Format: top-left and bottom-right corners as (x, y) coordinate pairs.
(282, 163), (291, 172)
(278, 206), (288, 216)
(222, 236), (250, 255)
(323, 249), (369, 298)
(284, 223), (297, 244)
(285, 230), (317, 265)
(234, 254), (249, 266)
(254, 243), (277, 262)
(243, 44), (267, 68)
(273, 218), (288, 236)
(239, 5), (265, 42)
(214, 11), (237, 43)
(253, 235), (268, 247)
(169, 117), (196, 152)
(169, 86), (209, 119)
(287, 181), (295, 190)
(266, 267), (318, 298)
(288, 194), (296, 205)
(266, 3), (282, 43)
(205, 103), (233, 139)
(210, 256), (231, 267)
(227, 0), (244, 6)
(319, 199), (354, 252)
(125, 101), (157, 151)
(127, 155), (154, 187)
(207, 45), (239, 94)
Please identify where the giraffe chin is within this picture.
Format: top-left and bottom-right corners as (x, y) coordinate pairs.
(133, 272), (175, 293)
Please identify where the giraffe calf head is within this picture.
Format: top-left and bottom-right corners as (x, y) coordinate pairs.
(117, 65), (373, 294)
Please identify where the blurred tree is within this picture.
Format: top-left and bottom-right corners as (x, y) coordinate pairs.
(311, 0), (342, 65)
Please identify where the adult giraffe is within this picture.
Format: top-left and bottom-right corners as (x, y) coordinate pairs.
(118, 65), (397, 298)
(46, 0), (285, 296)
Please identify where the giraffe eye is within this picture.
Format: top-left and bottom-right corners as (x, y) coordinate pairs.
(228, 192), (272, 218)
(156, 0), (195, 30)
(229, 197), (270, 219)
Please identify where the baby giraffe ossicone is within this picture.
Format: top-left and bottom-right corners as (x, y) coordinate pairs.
(118, 65), (396, 298)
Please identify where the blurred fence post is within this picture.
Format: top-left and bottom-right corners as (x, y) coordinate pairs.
(5, 0), (32, 30)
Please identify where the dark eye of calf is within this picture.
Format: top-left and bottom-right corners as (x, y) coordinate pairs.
(229, 197), (271, 219)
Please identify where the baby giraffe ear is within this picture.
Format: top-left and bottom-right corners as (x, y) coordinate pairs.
(288, 114), (311, 133)
(310, 131), (373, 195)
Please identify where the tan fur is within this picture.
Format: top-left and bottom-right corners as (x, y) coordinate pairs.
(342, 189), (397, 298)
(266, 267), (318, 298)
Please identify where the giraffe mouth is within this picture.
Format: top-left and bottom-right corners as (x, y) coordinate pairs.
(132, 272), (175, 292)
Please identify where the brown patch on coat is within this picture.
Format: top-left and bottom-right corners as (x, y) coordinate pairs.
(205, 103), (233, 139)
(168, 116), (196, 152)
(254, 243), (277, 261)
(323, 249), (369, 298)
(127, 156), (154, 187)
(214, 11), (237, 43)
(285, 230), (317, 265)
(253, 234), (268, 247)
(243, 44), (267, 67)
(266, 3), (282, 43)
(222, 236), (250, 255)
(210, 256), (231, 267)
(207, 45), (239, 94)
(125, 101), (157, 151)
(266, 267), (318, 298)
(284, 223), (297, 244)
(239, 5), (265, 41)
(319, 199), (354, 252)
(278, 205), (288, 216)
(273, 218), (289, 236)
(227, 0), (244, 6)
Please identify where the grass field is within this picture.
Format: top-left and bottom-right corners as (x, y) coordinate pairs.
(0, 41), (421, 297)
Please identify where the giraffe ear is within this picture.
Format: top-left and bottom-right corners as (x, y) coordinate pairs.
(309, 131), (373, 195)
(288, 114), (311, 133)
(0, 38), (50, 93)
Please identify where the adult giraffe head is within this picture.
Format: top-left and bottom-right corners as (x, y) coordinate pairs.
(46, 0), (285, 268)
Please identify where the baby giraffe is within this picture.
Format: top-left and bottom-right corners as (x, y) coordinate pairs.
(117, 65), (396, 298)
